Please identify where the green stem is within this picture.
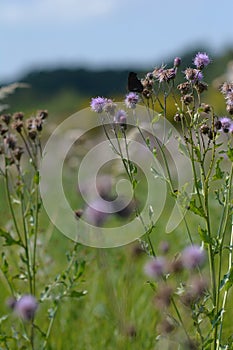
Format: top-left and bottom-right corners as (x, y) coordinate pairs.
(4, 165), (23, 243)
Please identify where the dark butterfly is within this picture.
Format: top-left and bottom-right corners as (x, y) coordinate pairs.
(128, 72), (143, 93)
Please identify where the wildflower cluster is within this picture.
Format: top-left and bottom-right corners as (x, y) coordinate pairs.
(144, 243), (207, 343)
(90, 52), (233, 349)
(0, 110), (48, 167)
(0, 101), (87, 349)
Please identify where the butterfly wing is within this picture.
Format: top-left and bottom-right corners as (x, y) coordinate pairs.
(128, 72), (143, 93)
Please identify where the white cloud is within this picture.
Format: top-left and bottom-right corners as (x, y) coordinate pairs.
(0, 0), (118, 24)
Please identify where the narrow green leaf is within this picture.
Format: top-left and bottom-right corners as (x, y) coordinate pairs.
(69, 290), (88, 298)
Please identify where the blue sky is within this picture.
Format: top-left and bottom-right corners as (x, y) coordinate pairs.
(1, 0), (233, 82)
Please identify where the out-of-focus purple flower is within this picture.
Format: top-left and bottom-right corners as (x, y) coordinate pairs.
(14, 295), (38, 321)
(90, 97), (107, 113)
(125, 92), (139, 109)
(195, 71), (203, 81)
(114, 109), (127, 130)
(193, 52), (210, 69)
(144, 257), (166, 279)
(181, 245), (206, 269)
(174, 57), (181, 68)
(83, 199), (111, 226)
(103, 99), (117, 116)
(220, 117), (233, 133)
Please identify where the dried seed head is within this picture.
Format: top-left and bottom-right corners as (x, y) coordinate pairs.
(12, 120), (24, 133)
(141, 78), (153, 90)
(0, 123), (8, 135)
(28, 130), (37, 140)
(142, 88), (152, 99)
(215, 120), (222, 130)
(208, 129), (214, 140)
(26, 118), (34, 131)
(181, 94), (193, 105)
(200, 124), (210, 135)
(177, 82), (191, 94)
(0, 114), (11, 125)
(13, 112), (24, 121)
(174, 113), (181, 122)
(4, 134), (17, 150)
(226, 104), (233, 115)
(201, 103), (211, 113)
(35, 117), (43, 132)
(195, 81), (208, 93)
(219, 82), (233, 95)
(37, 110), (48, 120)
(13, 147), (24, 161)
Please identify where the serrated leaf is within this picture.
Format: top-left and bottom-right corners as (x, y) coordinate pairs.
(198, 226), (213, 244)
(212, 158), (225, 180)
(0, 228), (21, 246)
(189, 198), (206, 218)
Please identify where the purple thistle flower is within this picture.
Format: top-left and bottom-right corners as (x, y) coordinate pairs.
(125, 92), (139, 109)
(144, 257), (166, 279)
(220, 117), (233, 133)
(90, 97), (107, 113)
(181, 245), (206, 269)
(193, 52), (210, 69)
(14, 295), (38, 321)
(83, 199), (110, 226)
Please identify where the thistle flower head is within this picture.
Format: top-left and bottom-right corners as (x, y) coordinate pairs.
(193, 52), (210, 69)
(181, 245), (206, 269)
(144, 257), (166, 279)
(219, 117), (233, 133)
(125, 92), (139, 109)
(14, 295), (38, 321)
(90, 97), (107, 113)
